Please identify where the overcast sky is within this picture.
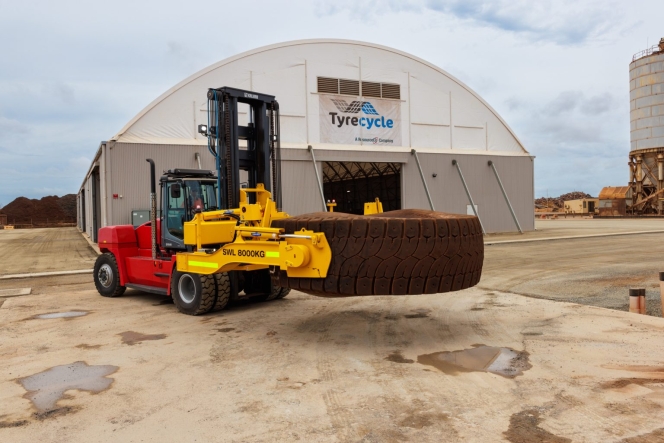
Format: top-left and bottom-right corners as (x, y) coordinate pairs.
(0, 0), (662, 206)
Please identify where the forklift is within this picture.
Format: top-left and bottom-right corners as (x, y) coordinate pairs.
(94, 87), (331, 315)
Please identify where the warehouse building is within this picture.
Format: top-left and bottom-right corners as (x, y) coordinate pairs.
(78, 39), (534, 240)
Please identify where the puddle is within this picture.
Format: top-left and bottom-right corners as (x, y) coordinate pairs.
(217, 328), (235, 333)
(504, 408), (571, 443)
(404, 309), (431, 319)
(417, 345), (531, 378)
(118, 331), (167, 345)
(522, 332), (543, 336)
(34, 311), (88, 319)
(17, 361), (118, 411)
(385, 351), (414, 364)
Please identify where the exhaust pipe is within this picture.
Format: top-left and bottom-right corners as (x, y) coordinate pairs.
(146, 158), (157, 260)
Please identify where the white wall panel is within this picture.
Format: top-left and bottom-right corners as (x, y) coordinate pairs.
(411, 124), (449, 149)
(454, 126), (486, 150)
(410, 76), (449, 126)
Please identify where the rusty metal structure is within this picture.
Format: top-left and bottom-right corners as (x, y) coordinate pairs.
(598, 186), (632, 216)
(629, 38), (664, 214)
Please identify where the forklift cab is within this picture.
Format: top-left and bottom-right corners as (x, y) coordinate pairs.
(160, 169), (218, 250)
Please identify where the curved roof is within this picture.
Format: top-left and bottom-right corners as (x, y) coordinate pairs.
(113, 39), (527, 155)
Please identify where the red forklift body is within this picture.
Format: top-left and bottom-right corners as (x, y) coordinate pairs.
(98, 221), (174, 294)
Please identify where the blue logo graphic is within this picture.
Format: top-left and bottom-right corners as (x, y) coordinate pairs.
(328, 98), (394, 130)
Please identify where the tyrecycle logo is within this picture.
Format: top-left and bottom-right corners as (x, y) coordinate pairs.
(330, 99), (379, 115)
(328, 99), (393, 130)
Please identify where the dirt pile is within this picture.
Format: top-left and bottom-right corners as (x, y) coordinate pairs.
(0, 194), (76, 225)
(535, 191), (593, 210)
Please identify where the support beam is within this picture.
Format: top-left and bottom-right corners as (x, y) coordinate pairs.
(410, 149), (435, 211)
(452, 159), (486, 234)
(488, 161), (522, 234)
(308, 145), (328, 212)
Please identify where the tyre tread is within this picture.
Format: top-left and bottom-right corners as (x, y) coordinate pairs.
(271, 209), (483, 297)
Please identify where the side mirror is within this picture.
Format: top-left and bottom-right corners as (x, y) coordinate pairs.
(170, 183), (181, 199)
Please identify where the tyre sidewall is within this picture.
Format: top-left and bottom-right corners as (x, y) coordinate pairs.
(172, 271), (204, 315)
(94, 253), (122, 297)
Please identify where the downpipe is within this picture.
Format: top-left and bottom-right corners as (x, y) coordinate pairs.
(146, 158), (157, 260)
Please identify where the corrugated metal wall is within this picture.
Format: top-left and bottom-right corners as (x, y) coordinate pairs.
(106, 142), (217, 226)
(83, 142), (533, 233)
(402, 152), (534, 233)
(281, 160), (325, 215)
(281, 147), (534, 233)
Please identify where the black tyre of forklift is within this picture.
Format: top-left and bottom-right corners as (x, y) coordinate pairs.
(93, 253), (126, 297)
(212, 273), (232, 311)
(171, 271), (217, 315)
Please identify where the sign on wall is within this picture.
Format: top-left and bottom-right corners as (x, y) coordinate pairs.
(319, 95), (402, 146)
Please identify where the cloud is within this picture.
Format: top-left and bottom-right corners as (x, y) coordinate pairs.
(68, 156), (91, 171)
(315, 0), (421, 18)
(425, 0), (623, 45)
(52, 82), (75, 105)
(0, 117), (30, 134)
(317, 0), (629, 45)
(546, 91), (580, 116)
(580, 93), (613, 115)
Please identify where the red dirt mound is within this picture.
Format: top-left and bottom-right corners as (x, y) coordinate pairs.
(0, 194), (76, 224)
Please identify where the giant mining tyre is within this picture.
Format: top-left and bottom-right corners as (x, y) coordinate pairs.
(271, 209), (484, 297)
(171, 271), (220, 315)
(93, 252), (126, 297)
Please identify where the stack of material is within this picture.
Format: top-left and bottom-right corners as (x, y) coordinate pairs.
(0, 194), (76, 225)
(535, 191), (593, 211)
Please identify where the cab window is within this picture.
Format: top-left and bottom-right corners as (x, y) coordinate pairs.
(166, 182), (185, 238)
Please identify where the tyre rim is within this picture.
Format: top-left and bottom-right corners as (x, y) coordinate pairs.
(178, 274), (196, 304)
(98, 264), (113, 288)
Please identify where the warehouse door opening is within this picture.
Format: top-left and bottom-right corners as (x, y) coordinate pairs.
(322, 162), (401, 215)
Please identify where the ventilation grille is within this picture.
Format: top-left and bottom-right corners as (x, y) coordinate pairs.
(362, 81), (381, 98)
(381, 83), (400, 99)
(317, 77), (339, 94)
(317, 77), (401, 100)
(339, 79), (360, 96)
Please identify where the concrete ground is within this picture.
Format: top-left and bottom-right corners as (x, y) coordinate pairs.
(482, 231), (664, 317)
(1, 221), (664, 442)
(0, 228), (97, 276)
(1, 284), (664, 442)
(485, 218), (664, 243)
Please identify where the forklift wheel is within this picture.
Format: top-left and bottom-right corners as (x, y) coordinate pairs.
(212, 273), (232, 311)
(93, 253), (126, 297)
(171, 271), (217, 315)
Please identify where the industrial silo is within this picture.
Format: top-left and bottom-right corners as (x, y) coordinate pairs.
(629, 38), (664, 214)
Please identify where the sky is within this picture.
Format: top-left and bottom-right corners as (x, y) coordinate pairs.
(0, 0), (662, 207)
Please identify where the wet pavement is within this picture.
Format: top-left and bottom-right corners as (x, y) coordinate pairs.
(18, 362), (118, 411)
